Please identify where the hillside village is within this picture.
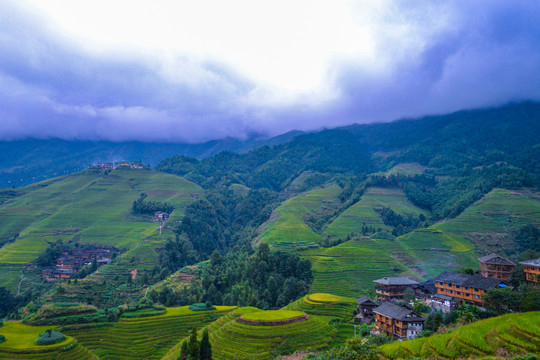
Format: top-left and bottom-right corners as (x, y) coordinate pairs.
(358, 253), (540, 340)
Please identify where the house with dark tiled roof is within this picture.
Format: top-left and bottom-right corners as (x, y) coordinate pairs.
(478, 253), (515, 281)
(373, 276), (419, 300)
(433, 271), (508, 306)
(373, 301), (425, 340)
(520, 258), (540, 286)
(356, 296), (379, 321)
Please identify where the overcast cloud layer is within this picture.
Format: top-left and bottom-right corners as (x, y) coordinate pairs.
(1, 1), (540, 143)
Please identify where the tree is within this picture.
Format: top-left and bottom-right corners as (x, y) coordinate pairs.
(188, 327), (200, 360)
(403, 288), (415, 303)
(199, 328), (212, 360)
(180, 341), (188, 360)
(309, 337), (381, 360)
(483, 288), (519, 315)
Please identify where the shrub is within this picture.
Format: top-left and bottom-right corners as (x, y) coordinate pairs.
(35, 330), (65, 345)
(0, 334), (5, 343)
(189, 303), (216, 311)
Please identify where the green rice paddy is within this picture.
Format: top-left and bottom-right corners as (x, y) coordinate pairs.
(0, 168), (201, 289)
(259, 184), (341, 251)
(0, 321), (96, 360)
(379, 311), (540, 359)
(325, 187), (428, 239)
(206, 307), (336, 360)
(241, 310), (304, 322)
(299, 239), (410, 297)
(64, 306), (235, 360)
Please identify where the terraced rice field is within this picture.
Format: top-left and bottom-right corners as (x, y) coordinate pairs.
(203, 307), (336, 360)
(397, 188), (540, 277)
(64, 306), (235, 360)
(0, 321), (96, 360)
(379, 312), (540, 359)
(299, 239), (411, 297)
(259, 184), (341, 251)
(0, 168), (200, 264)
(283, 293), (357, 346)
(0, 168), (200, 290)
(325, 187), (428, 239)
(397, 228), (478, 278)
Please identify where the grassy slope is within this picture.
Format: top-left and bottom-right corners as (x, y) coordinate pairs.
(379, 312), (540, 359)
(0, 167), (201, 291)
(258, 184), (341, 251)
(325, 187), (428, 238)
(64, 306), (235, 360)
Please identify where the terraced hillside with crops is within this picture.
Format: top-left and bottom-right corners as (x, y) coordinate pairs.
(325, 187), (428, 239)
(0, 321), (96, 360)
(397, 188), (540, 278)
(379, 311), (540, 359)
(283, 293), (357, 346)
(299, 239), (411, 297)
(201, 307), (336, 360)
(63, 306), (235, 360)
(0, 167), (201, 292)
(258, 184), (341, 251)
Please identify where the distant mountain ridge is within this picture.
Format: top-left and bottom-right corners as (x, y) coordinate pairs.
(0, 130), (303, 187)
(1, 101), (539, 188)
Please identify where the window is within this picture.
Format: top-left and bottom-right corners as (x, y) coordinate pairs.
(456, 285), (460, 289)
(474, 288), (479, 292)
(457, 292), (461, 295)
(475, 295), (479, 299)
(465, 287), (469, 290)
(448, 290), (453, 294)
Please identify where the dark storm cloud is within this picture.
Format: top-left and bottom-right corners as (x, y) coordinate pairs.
(0, 1), (539, 142)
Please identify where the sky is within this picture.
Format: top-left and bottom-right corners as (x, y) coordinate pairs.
(1, 1), (539, 143)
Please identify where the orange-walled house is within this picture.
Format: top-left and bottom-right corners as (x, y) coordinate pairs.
(373, 301), (425, 340)
(520, 258), (540, 286)
(433, 271), (508, 306)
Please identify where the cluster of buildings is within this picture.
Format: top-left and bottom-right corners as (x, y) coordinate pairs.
(153, 211), (170, 222)
(358, 253), (540, 340)
(41, 245), (117, 281)
(92, 162), (145, 170)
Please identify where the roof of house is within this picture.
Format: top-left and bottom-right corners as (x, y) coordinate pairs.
(373, 276), (419, 286)
(357, 296), (378, 306)
(478, 253), (516, 266)
(414, 280), (438, 295)
(520, 257), (540, 267)
(373, 301), (425, 322)
(433, 271), (506, 290)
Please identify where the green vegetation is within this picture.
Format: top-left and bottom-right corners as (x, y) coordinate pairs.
(379, 312), (540, 359)
(64, 306), (235, 360)
(205, 307), (336, 360)
(259, 184), (342, 251)
(34, 330), (65, 345)
(283, 293), (357, 346)
(325, 187), (428, 239)
(299, 239), (410, 297)
(241, 310), (304, 322)
(0, 167), (200, 294)
(152, 245), (313, 309)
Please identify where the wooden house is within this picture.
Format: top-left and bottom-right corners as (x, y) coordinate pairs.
(433, 271), (509, 306)
(373, 276), (419, 300)
(520, 258), (540, 286)
(373, 301), (425, 340)
(478, 253), (515, 281)
(356, 296), (378, 321)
